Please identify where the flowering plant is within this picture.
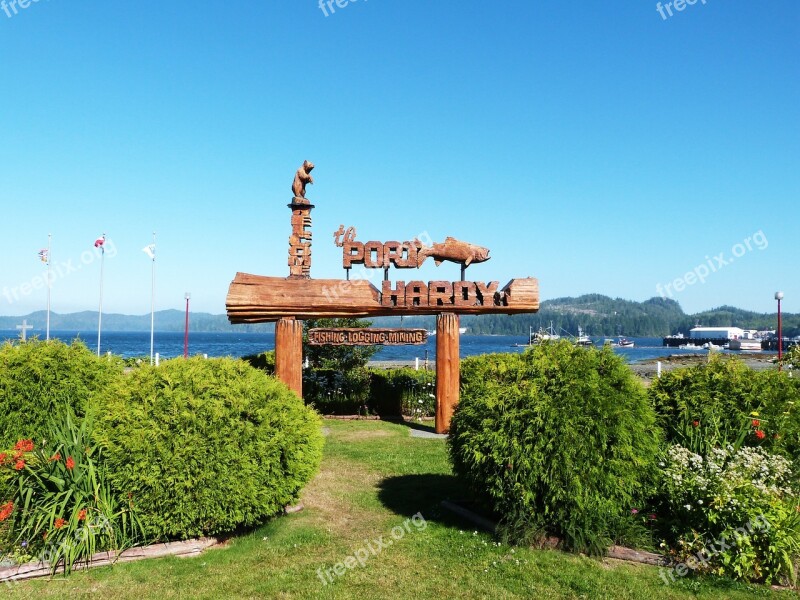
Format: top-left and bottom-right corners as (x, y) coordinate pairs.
(0, 408), (144, 574)
(654, 442), (800, 584)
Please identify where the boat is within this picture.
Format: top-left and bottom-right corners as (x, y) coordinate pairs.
(728, 339), (762, 351)
(617, 337), (635, 348)
(426, 327), (466, 336)
(575, 327), (593, 347)
(678, 344), (703, 350)
(603, 336), (634, 348)
(512, 323), (562, 347)
(533, 322), (560, 344)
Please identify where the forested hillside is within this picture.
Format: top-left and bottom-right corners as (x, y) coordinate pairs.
(462, 295), (800, 337)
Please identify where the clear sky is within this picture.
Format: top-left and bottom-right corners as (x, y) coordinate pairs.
(0, 1), (797, 318)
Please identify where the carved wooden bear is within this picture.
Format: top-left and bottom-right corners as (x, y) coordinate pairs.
(292, 160), (315, 199)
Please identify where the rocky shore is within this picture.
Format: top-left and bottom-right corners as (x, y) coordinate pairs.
(369, 353), (785, 384)
(629, 353), (781, 383)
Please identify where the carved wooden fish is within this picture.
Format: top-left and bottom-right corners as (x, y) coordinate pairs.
(417, 237), (491, 267)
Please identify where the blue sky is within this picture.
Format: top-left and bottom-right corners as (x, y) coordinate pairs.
(0, 0), (797, 317)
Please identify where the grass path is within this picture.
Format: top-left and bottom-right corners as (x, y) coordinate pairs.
(5, 420), (793, 599)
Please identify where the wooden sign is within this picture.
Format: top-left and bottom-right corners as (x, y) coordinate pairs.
(334, 227), (490, 270)
(226, 274), (538, 321)
(308, 328), (428, 346)
(228, 161), (540, 435)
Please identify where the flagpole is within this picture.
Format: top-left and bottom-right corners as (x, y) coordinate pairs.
(150, 232), (156, 366)
(46, 233), (52, 341)
(97, 234), (105, 357)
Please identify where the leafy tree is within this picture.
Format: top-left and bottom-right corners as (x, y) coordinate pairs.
(302, 318), (378, 370)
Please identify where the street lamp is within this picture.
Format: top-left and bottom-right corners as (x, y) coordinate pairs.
(184, 292), (191, 359)
(776, 291), (784, 370)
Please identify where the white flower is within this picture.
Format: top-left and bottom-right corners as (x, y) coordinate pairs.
(697, 499), (703, 505)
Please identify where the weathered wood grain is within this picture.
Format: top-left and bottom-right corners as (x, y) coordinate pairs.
(436, 313), (460, 434)
(226, 274), (539, 322)
(275, 317), (303, 398)
(0, 538), (218, 584)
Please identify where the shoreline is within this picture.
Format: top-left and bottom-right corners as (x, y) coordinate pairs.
(369, 353), (784, 383)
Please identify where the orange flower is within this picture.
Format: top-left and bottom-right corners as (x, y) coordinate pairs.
(14, 460), (25, 471)
(65, 456), (75, 470)
(50, 453), (62, 462)
(0, 453), (7, 464)
(54, 518), (66, 529)
(0, 501), (13, 521)
(14, 439), (34, 452)
(77, 509), (87, 521)
(755, 430), (766, 440)
(752, 419), (760, 427)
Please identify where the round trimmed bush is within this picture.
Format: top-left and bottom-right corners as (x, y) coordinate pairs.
(94, 357), (324, 540)
(0, 339), (123, 447)
(448, 342), (660, 554)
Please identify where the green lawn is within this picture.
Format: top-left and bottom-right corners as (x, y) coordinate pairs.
(4, 420), (794, 599)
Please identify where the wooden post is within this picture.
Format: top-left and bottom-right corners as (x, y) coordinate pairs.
(275, 317), (303, 398)
(435, 313), (460, 434)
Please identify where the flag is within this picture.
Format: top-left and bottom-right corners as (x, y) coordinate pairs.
(94, 235), (105, 248)
(38, 249), (48, 263)
(142, 244), (156, 260)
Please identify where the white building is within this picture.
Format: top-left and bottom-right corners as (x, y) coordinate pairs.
(689, 327), (745, 340)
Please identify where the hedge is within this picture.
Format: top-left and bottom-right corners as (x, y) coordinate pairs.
(0, 339), (123, 447)
(94, 357), (324, 540)
(648, 355), (800, 460)
(448, 342), (660, 554)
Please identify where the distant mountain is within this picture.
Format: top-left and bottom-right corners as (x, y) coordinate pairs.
(0, 310), (274, 333)
(1, 297), (797, 338)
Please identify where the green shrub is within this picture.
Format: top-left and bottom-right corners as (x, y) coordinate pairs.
(649, 357), (800, 461)
(301, 366), (435, 417)
(0, 339), (124, 447)
(94, 357), (324, 540)
(449, 342), (660, 554)
(242, 350), (276, 376)
(303, 367), (371, 415)
(654, 443), (800, 585)
(368, 367), (436, 418)
(786, 345), (800, 369)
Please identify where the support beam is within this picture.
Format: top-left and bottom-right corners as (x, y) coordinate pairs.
(435, 313), (460, 434)
(226, 273), (539, 322)
(275, 317), (303, 398)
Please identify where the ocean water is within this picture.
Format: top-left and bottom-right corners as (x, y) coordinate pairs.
(0, 331), (774, 364)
